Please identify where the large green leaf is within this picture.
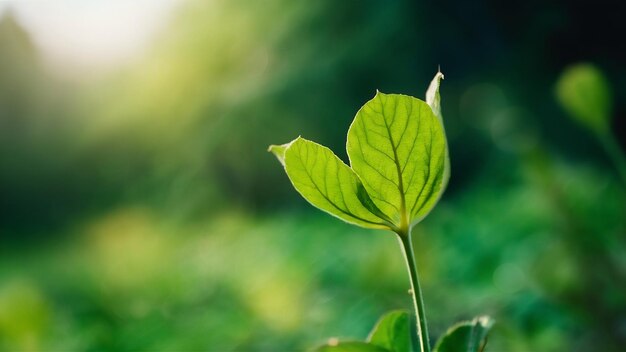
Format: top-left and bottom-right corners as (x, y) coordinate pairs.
(556, 63), (612, 134)
(433, 316), (494, 352)
(314, 341), (390, 352)
(346, 91), (448, 229)
(269, 137), (393, 230)
(367, 310), (413, 352)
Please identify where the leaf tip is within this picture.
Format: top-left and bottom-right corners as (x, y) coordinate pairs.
(268, 141), (293, 166)
(374, 89), (389, 99)
(475, 315), (494, 329)
(434, 69), (445, 82)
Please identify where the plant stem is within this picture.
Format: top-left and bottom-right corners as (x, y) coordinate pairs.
(598, 131), (626, 187)
(398, 230), (430, 352)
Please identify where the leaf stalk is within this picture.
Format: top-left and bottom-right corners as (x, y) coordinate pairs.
(398, 229), (431, 352)
(598, 131), (626, 187)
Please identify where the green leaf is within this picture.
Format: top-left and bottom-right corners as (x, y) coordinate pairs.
(367, 310), (413, 352)
(425, 70), (450, 193)
(426, 71), (444, 122)
(270, 137), (393, 230)
(556, 63), (612, 134)
(270, 73), (449, 232)
(433, 316), (494, 352)
(346, 91), (448, 229)
(315, 341), (390, 352)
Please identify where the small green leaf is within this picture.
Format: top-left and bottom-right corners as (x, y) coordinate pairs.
(274, 137), (392, 230)
(315, 341), (390, 352)
(347, 91), (448, 229)
(433, 316), (494, 352)
(426, 71), (444, 122)
(556, 63), (612, 134)
(367, 310), (413, 352)
(425, 70), (450, 193)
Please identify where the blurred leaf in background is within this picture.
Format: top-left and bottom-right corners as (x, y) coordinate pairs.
(556, 63), (612, 134)
(556, 63), (626, 184)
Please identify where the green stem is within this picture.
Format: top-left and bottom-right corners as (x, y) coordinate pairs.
(598, 131), (626, 187)
(398, 230), (430, 352)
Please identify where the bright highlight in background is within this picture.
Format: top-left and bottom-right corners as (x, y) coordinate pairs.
(0, 0), (178, 70)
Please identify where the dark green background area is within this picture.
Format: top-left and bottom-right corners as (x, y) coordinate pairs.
(0, 0), (625, 351)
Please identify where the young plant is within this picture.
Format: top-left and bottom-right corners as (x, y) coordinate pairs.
(269, 72), (493, 352)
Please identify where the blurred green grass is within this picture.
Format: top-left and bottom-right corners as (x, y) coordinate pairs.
(1, 160), (623, 350)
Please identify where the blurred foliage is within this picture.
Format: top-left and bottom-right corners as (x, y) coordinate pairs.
(556, 63), (626, 185)
(556, 64), (612, 134)
(0, 0), (625, 351)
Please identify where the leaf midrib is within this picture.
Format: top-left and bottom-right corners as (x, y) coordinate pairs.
(379, 95), (408, 231)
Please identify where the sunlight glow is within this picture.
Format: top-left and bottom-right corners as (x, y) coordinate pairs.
(0, 0), (180, 70)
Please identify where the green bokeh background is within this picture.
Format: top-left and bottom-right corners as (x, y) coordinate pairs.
(1, 0), (625, 351)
